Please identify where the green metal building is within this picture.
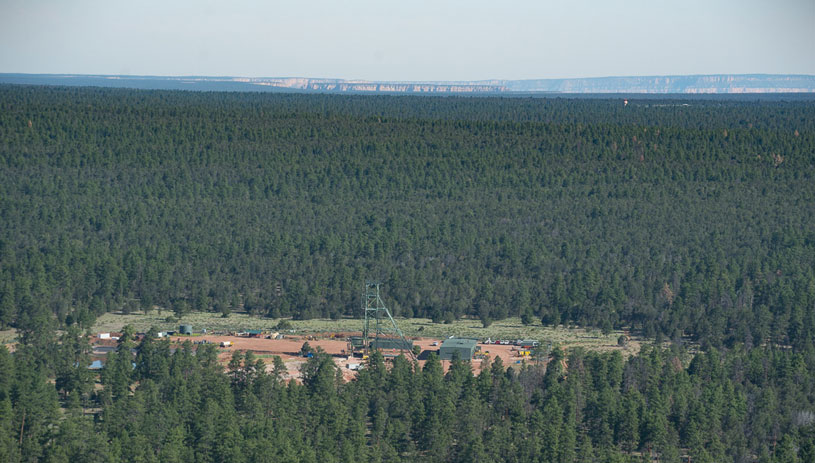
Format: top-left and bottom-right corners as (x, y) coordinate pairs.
(439, 337), (478, 360)
(349, 336), (365, 350)
(370, 338), (413, 350)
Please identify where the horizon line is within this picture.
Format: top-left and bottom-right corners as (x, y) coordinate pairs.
(2, 72), (815, 82)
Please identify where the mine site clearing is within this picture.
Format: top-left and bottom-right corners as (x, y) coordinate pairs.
(91, 331), (550, 382)
(92, 311), (641, 354)
(86, 311), (641, 382)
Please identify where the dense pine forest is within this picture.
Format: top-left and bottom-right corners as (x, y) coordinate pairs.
(1, 86), (813, 348)
(1, 85), (814, 461)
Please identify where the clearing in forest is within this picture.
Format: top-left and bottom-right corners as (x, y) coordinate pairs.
(91, 311), (641, 357)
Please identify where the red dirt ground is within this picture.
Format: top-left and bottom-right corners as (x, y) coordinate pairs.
(167, 335), (538, 382)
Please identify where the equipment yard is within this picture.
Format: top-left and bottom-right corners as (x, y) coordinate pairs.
(161, 333), (561, 382)
(87, 310), (641, 382)
(93, 311), (641, 353)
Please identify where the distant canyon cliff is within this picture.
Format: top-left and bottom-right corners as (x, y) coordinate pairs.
(1, 73), (814, 94)
(245, 77), (507, 93)
(497, 74), (815, 93)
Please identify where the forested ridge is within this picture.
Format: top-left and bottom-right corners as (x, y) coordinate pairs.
(1, 86), (815, 462)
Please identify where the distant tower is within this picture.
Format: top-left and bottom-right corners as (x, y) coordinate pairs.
(362, 281), (415, 360)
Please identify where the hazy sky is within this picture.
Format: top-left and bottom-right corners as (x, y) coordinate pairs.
(1, 0), (813, 80)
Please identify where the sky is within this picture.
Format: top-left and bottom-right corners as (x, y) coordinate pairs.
(1, 0), (813, 81)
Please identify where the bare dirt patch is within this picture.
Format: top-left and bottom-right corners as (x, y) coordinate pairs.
(171, 334), (362, 383)
(93, 312), (644, 381)
(173, 334), (569, 380)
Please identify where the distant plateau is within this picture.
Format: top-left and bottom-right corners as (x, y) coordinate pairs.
(1, 73), (814, 94)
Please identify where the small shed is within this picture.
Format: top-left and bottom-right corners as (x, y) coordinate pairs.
(179, 325), (193, 335)
(439, 337), (478, 361)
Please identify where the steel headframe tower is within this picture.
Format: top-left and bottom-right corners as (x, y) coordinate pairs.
(363, 280), (415, 360)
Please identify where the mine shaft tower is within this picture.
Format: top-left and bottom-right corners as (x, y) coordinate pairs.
(362, 281), (415, 360)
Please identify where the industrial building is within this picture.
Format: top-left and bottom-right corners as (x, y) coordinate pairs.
(439, 337), (478, 361)
(370, 338), (413, 351)
(349, 336), (413, 355)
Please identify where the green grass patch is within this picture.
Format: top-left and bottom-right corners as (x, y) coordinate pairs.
(92, 311), (641, 356)
(0, 329), (18, 344)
